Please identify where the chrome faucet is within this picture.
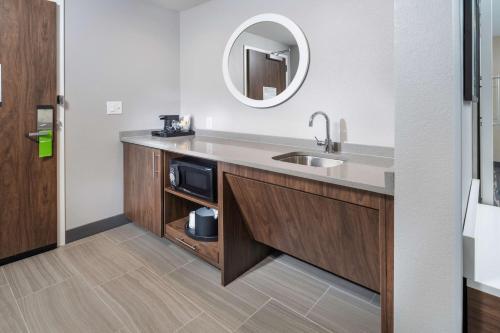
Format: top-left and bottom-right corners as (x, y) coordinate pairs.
(309, 111), (337, 153)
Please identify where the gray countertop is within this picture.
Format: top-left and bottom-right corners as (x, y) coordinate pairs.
(120, 132), (394, 196)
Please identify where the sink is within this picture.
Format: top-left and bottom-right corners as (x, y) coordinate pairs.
(272, 152), (344, 168)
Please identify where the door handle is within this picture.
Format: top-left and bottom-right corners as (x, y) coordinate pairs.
(25, 106), (54, 158)
(175, 237), (198, 252)
(27, 130), (51, 138)
(153, 153), (160, 177)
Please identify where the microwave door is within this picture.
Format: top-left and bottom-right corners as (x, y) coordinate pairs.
(180, 166), (212, 199)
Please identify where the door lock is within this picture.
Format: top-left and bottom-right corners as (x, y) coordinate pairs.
(25, 106), (54, 158)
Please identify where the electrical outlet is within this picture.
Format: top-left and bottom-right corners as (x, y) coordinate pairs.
(206, 117), (213, 129)
(107, 101), (122, 115)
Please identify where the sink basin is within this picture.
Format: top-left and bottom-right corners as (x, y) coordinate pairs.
(272, 152), (344, 168)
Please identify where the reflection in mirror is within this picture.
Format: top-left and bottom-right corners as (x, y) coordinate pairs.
(228, 22), (300, 101)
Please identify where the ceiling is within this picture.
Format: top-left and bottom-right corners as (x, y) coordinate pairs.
(147, 0), (211, 11)
(246, 22), (297, 46)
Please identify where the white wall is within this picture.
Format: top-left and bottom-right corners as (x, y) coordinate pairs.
(65, 0), (180, 229)
(180, 0), (394, 147)
(394, 0), (463, 331)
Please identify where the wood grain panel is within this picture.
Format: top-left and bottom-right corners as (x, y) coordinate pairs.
(123, 143), (163, 236)
(220, 163), (382, 209)
(226, 174), (380, 291)
(0, 0), (57, 260)
(467, 287), (500, 332)
(384, 197), (394, 333)
(218, 164), (270, 285)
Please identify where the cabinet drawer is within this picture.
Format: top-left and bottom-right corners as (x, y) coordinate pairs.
(164, 217), (219, 266)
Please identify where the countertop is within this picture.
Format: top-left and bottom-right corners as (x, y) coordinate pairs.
(120, 133), (394, 195)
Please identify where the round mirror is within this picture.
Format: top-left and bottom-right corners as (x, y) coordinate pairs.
(223, 14), (310, 108)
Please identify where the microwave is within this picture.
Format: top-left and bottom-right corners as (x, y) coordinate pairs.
(169, 157), (217, 202)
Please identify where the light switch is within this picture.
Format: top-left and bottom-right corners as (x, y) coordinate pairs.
(107, 101), (122, 115)
(206, 117), (213, 129)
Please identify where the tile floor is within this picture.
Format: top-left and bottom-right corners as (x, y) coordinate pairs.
(0, 223), (381, 333)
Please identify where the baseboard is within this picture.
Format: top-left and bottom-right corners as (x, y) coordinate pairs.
(66, 214), (131, 244)
(0, 244), (57, 266)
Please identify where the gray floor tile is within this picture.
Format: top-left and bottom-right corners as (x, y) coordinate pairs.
(183, 260), (270, 309)
(64, 234), (103, 248)
(18, 275), (122, 333)
(0, 285), (28, 333)
(0, 268), (7, 286)
(103, 223), (146, 244)
(60, 236), (143, 287)
(307, 288), (380, 333)
(277, 254), (376, 303)
(226, 280), (271, 310)
(242, 258), (329, 315)
(0, 231), (382, 333)
(237, 300), (329, 333)
(119, 328), (133, 333)
(164, 267), (256, 331)
(183, 259), (220, 285)
(327, 286), (381, 317)
(4, 249), (76, 299)
(178, 313), (230, 333)
(97, 267), (200, 333)
(120, 234), (195, 275)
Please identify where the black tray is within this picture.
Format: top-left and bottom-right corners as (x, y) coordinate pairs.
(184, 222), (218, 242)
(152, 130), (195, 138)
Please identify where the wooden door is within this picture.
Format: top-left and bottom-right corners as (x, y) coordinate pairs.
(246, 49), (287, 100)
(123, 143), (163, 236)
(0, 0), (57, 261)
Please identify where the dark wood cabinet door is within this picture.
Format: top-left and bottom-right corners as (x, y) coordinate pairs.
(0, 0), (57, 260)
(226, 174), (380, 291)
(123, 143), (162, 236)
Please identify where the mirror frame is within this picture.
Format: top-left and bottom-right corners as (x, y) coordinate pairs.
(222, 13), (310, 108)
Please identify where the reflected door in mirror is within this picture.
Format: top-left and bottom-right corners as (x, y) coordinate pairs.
(223, 14), (309, 108)
(247, 49), (287, 100)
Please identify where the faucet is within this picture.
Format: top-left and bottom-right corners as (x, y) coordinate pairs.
(309, 111), (337, 153)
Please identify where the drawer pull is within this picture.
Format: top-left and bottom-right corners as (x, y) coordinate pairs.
(175, 237), (197, 252)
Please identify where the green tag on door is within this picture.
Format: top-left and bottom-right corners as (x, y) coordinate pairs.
(39, 130), (53, 158)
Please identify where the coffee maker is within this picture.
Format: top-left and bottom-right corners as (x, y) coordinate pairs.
(151, 115), (195, 138)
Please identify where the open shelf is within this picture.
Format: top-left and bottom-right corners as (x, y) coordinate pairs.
(164, 216), (219, 268)
(164, 187), (218, 209)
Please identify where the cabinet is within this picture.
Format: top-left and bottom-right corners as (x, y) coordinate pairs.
(123, 143), (163, 236)
(162, 152), (221, 267)
(226, 174), (380, 291)
(219, 162), (394, 333)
